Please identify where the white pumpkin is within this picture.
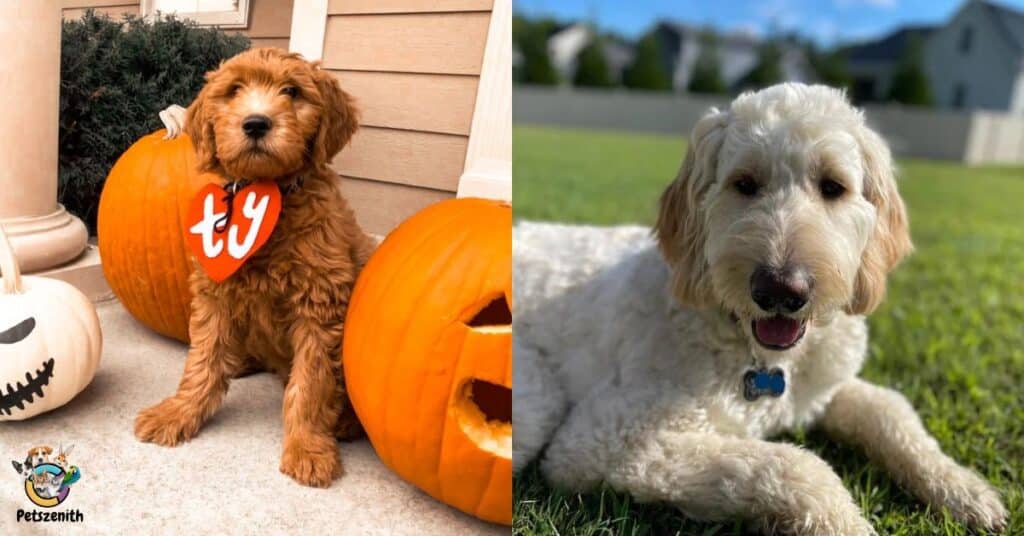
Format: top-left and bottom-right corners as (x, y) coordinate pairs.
(0, 224), (101, 421)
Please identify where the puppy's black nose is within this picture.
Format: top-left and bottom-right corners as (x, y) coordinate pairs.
(750, 265), (811, 313)
(242, 115), (272, 139)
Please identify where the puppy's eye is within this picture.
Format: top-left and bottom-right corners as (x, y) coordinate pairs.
(819, 178), (846, 200)
(227, 84), (242, 97)
(281, 86), (299, 98)
(733, 175), (760, 197)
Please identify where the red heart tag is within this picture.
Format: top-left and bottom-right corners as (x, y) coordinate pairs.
(185, 181), (282, 283)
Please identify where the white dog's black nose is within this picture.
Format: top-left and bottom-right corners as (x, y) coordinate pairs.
(750, 265), (811, 313)
(242, 114), (272, 139)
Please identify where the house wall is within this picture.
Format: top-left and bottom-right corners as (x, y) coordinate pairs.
(322, 0), (495, 235)
(61, 0), (139, 19)
(923, 1), (1021, 112)
(60, 0), (294, 50)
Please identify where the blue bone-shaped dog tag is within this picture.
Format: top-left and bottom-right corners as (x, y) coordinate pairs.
(743, 367), (786, 401)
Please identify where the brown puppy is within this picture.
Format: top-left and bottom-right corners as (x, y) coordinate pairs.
(134, 48), (375, 487)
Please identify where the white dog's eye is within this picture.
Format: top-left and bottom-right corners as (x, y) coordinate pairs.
(733, 175), (760, 197)
(819, 178), (847, 200)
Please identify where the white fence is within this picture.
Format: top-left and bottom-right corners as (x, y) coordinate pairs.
(514, 86), (1024, 165)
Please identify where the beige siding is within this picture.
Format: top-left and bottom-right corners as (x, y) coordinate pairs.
(340, 177), (453, 237)
(322, 13), (489, 75)
(231, 0), (292, 49)
(333, 127), (468, 191)
(248, 37), (290, 49)
(328, 0), (493, 15)
(322, 5), (493, 234)
(332, 71), (478, 135)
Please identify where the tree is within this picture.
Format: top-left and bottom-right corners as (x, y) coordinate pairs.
(573, 38), (613, 88)
(513, 15), (559, 85)
(888, 36), (933, 107)
(687, 29), (726, 94)
(623, 33), (671, 91)
(739, 40), (784, 90)
(808, 45), (852, 92)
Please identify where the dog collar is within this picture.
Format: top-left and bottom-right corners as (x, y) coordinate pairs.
(222, 175), (305, 196)
(206, 176), (303, 236)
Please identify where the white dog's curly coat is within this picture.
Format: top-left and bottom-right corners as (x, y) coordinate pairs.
(512, 84), (1007, 534)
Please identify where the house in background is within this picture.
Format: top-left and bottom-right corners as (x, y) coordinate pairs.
(650, 22), (816, 93)
(547, 22), (635, 84)
(545, 20), (815, 92)
(843, 25), (936, 103)
(923, 0), (1024, 112)
(844, 0), (1024, 112)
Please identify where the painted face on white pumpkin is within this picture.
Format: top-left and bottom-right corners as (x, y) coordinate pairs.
(0, 277), (101, 421)
(0, 315), (54, 417)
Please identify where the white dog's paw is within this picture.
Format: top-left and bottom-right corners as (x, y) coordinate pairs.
(932, 465), (1007, 532)
(159, 104), (187, 140)
(766, 507), (876, 536)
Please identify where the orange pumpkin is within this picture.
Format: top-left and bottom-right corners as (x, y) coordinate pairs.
(97, 130), (214, 342)
(343, 198), (512, 525)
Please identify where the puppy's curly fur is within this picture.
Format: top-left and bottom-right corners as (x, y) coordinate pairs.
(135, 48), (375, 488)
(513, 84), (1007, 533)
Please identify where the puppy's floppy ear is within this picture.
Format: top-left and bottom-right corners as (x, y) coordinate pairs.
(655, 108), (729, 307)
(185, 70), (220, 172)
(311, 65), (359, 165)
(846, 126), (913, 315)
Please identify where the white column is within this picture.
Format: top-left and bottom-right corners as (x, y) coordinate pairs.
(458, 0), (512, 201)
(288, 0), (329, 60)
(0, 0), (87, 273)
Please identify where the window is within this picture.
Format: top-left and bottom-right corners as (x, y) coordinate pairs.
(958, 26), (973, 54)
(141, 0), (250, 28)
(952, 82), (968, 108)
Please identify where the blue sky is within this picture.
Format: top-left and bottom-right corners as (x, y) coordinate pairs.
(514, 0), (1024, 45)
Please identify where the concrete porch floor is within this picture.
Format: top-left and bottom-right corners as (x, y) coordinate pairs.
(0, 299), (507, 535)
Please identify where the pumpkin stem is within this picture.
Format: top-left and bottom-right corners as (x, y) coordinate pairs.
(0, 223), (24, 294)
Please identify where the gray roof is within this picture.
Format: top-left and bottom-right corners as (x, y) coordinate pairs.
(982, 0), (1024, 52)
(843, 25), (937, 63)
(655, 21), (760, 49)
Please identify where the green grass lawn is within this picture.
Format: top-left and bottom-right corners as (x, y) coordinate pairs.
(513, 124), (1024, 535)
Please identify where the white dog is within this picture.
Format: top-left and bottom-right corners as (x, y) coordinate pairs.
(512, 84), (1007, 534)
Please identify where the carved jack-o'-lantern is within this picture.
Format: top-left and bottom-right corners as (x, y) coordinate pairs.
(0, 225), (102, 421)
(343, 198), (511, 525)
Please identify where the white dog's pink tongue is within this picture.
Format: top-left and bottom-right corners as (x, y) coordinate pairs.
(755, 316), (803, 347)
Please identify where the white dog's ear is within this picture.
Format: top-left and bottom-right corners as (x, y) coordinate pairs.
(847, 127), (913, 315)
(655, 109), (729, 307)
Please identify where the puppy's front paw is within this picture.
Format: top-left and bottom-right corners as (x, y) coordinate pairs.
(769, 502), (876, 536)
(280, 433), (341, 488)
(134, 398), (202, 447)
(932, 465), (1007, 531)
